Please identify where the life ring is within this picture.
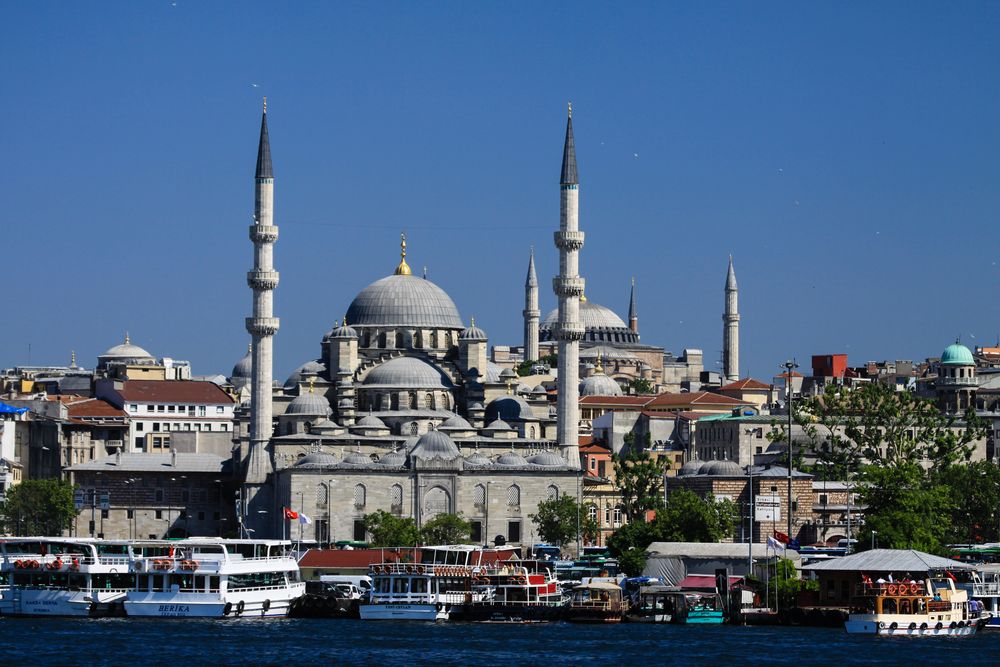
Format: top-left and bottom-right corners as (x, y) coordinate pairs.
(416, 566), (425, 574)
(908, 622), (916, 630)
(886, 584), (897, 595)
(878, 622), (886, 629)
(262, 599), (271, 614)
(910, 582), (920, 594)
(223, 601), (233, 616)
(889, 622), (898, 630)
(235, 600), (245, 616)
(949, 621), (957, 629)
(14, 560), (23, 569)
(935, 622), (943, 630)
(920, 623), (928, 630)
(71, 557), (80, 570)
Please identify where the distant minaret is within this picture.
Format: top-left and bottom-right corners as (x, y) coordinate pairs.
(523, 247), (540, 362)
(554, 104), (583, 470)
(628, 277), (638, 335)
(723, 255), (740, 382)
(246, 98), (279, 490)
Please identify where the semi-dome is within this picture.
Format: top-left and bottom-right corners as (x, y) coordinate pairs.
(345, 274), (464, 329)
(296, 452), (338, 467)
(410, 430), (461, 460)
(495, 451), (529, 466)
(941, 343), (975, 366)
(284, 360), (327, 390)
(580, 374), (623, 397)
(231, 347), (253, 380)
(363, 357), (454, 388)
(528, 451), (566, 466)
(378, 449), (407, 467)
(485, 396), (535, 423)
(484, 362), (504, 383)
(285, 393), (332, 416)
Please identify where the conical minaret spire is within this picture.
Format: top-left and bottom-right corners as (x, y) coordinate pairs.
(723, 255), (740, 383)
(245, 99), (280, 533)
(523, 247), (540, 362)
(628, 277), (638, 335)
(554, 104), (583, 469)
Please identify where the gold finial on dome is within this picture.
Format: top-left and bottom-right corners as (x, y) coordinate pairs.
(124, 331), (130, 344)
(580, 292), (587, 303)
(470, 316), (476, 327)
(595, 352), (603, 374)
(394, 232), (412, 275)
(247, 343), (252, 354)
(308, 376), (316, 394)
(70, 350), (76, 367)
(568, 101), (572, 118)
(263, 96), (267, 113)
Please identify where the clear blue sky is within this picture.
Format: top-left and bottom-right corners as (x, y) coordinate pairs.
(2, 2), (998, 381)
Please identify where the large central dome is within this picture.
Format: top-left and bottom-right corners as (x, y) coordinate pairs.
(346, 274), (464, 329)
(542, 300), (628, 330)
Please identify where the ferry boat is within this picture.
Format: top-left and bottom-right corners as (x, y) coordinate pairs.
(681, 593), (726, 624)
(624, 584), (686, 623)
(124, 538), (304, 618)
(450, 561), (567, 622)
(845, 575), (984, 636)
(359, 545), (494, 621)
(0, 538), (132, 617)
(566, 581), (627, 623)
(968, 569), (1000, 629)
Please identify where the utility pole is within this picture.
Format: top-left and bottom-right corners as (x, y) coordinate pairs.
(783, 359), (798, 542)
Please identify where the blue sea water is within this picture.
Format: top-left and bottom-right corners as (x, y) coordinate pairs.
(0, 618), (995, 666)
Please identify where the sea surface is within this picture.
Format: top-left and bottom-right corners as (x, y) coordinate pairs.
(0, 618), (996, 666)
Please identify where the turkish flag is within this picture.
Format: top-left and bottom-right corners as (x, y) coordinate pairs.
(284, 507), (299, 520)
(773, 530), (791, 545)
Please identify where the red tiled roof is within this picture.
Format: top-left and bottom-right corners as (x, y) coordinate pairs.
(579, 395), (651, 406)
(580, 442), (611, 454)
(719, 378), (771, 391)
(775, 371), (804, 379)
(645, 392), (752, 408)
(66, 398), (127, 419)
(116, 380), (234, 404)
(298, 548), (518, 568)
(659, 411), (715, 421)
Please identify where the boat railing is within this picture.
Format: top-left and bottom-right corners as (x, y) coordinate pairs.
(371, 562), (478, 576)
(856, 582), (927, 597)
(973, 581), (1000, 597)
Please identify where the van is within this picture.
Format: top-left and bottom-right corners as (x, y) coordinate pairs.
(319, 574), (373, 593)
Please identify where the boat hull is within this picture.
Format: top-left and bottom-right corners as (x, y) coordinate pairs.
(450, 603), (567, 623)
(124, 588), (302, 619)
(359, 603), (448, 621)
(0, 589), (124, 617)
(845, 618), (978, 636)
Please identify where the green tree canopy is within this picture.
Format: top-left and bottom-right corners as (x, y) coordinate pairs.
(934, 461), (1000, 544)
(0, 479), (77, 536)
(420, 513), (471, 545)
(629, 378), (654, 395)
(612, 443), (665, 522)
(529, 494), (598, 547)
(362, 510), (420, 547)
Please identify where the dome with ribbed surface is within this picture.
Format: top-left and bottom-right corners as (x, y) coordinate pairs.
(464, 450), (491, 466)
(440, 415), (473, 429)
(330, 323), (359, 339)
(483, 418), (514, 431)
(496, 451), (529, 466)
(580, 374), (623, 397)
(296, 452), (338, 467)
(99, 334), (154, 368)
(679, 459), (703, 476)
(346, 274), (463, 329)
(540, 300), (639, 345)
(528, 451), (566, 466)
(363, 357), (454, 388)
(378, 449), (407, 467)
(705, 460), (743, 476)
(941, 343), (975, 366)
(459, 322), (488, 341)
(410, 430), (461, 460)
(285, 393), (332, 416)
(284, 360), (327, 390)
(231, 348), (252, 380)
(342, 450), (373, 465)
(355, 414), (387, 428)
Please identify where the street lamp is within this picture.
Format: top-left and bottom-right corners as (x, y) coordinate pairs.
(782, 360), (799, 542)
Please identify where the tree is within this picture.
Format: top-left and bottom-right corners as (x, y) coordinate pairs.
(612, 443), (665, 522)
(629, 378), (654, 395)
(420, 513), (471, 545)
(935, 461), (1000, 544)
(855, 462), (954, 554)
(605, 517), (661, 577)
(0, 479), (77, 536)
(530, 494), (598, 547)
(362, 510), (420, 547)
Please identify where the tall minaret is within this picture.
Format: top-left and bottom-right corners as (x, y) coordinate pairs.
(245, 98), (279, 494)
(554, 104), (583, 469)
(628, 277), (638, 335)
(523, 247), (539, 362)
(723, 255), (740, 382)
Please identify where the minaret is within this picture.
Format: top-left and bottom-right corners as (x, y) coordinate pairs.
(723, 255), (740, 383)
(523, 247), (539, 362)
(628, 277), (638, 335)
(554, 104), (583, 470)
(245, 98), (280, 496)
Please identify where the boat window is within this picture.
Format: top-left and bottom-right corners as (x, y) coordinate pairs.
(411, 578), (428, 593)
(392, 578), (409, 594)
(377, 578), (391, 594)
(228, 571), (287, 590)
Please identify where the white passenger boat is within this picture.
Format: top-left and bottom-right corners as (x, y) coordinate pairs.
(124, 538), (304, 618)
(845, 575), (984, 636)
(359, 545), (494, 621)
(0, 537), (132, 617)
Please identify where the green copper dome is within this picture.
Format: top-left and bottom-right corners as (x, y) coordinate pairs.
(941, 343), (974, 366)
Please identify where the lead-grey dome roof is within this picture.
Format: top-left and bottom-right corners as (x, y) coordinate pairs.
(410, 430), (461, 460)
(342, 450), (372, 465)
(459, 323), (488, 341)
(486, 396), (534, 423)
(363, 357), (454, 388)
(679, 459), (702, 476)
(528, 451), (566, 466)
(284, 360), (327, 390)
(345, 274), (464, 329)
(100, 335), (154, 364)
(286, 393), (332, 416)
(540, 301), (639, 345)
(496, 451), (529, 466)
(296, 452), (338, 467)
(706, 460), (744, 476)
(464, 450), (491, 466)
(580, 374), (623, 397)
(355, 414), (387, 428)
(231, 348), (252, 380)
(378, 449), (407, 467)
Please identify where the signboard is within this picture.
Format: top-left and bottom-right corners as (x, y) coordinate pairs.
(99, 492), (111, 511)
(74, 490), (85, 511)
(755, 494), (781, 522)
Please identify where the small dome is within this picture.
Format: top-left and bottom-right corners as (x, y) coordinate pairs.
(496, 451), (529, 466)
(342, 450), (372, 465)
(296, 452), (338, 467)
(516, 383), (532, 395)
(485, 396), (534, 422)
(484, 363), (504, 383)
(286, 393), (332, 416)
(499, 368), (517, 380)
(706, 460), (744, 476)
(284, 360), (327, 390)
(231, 347), (253, 380)
(580, 374), (623, 397)
(346, 274), (464, 329)
(378, 449), (407, 467)
(468, 401), (485, 411)
(483, 418), (514, 431)
(697, 461), (715, 475)
(363, 357), (454, 388)
(338, 398), (354, 409)
(330, 323), (359, 339)
(941, 343), (975, 366)
(528, 451), (566, 466)
(99, 334), (154, 367)
(410, 430), (461, 460)
(464, 450), (491, 466)
(459, 322), (488, 341)
(679, 459), (702, 476)
(440, 415), (473, 429)
(531, 385), (548, 396)
(356, 414), (387, 428)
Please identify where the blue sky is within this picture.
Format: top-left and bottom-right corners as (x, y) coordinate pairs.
(2, 2), (998, 381)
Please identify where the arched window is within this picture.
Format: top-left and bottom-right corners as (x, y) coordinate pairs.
(395, 331), (405, 348)
(588, 504), (598, 523)
(353, 484), (366, 509)
(506, 484), (520, 508)
(316, 484), (329, 508)
(410, 422), (419, 435)
(613, 505), (623, 525)
(390, 484), (403, 509)
(424, 393), (434, 409)
(473, 484), (486, 508)
(529, 426), (536, 439)
(547, 484), (559, 500)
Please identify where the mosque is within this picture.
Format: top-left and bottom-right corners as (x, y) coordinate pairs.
(231, 102), (742, 546)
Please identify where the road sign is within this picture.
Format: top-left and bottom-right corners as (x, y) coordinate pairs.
(74, 490), (85, 510)
(755, 494), (781, 522)
(99, 492), (111, 511)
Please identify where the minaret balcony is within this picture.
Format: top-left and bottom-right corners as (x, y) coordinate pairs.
(247, 270), (280, 290)
(523, 308), (540, 318)
(554, 230), (585, 250)
(245, 317), (280, 336)
(553, 276), (585, 297)
(249, 225), (279, 243)
(936, 376), (980, 388)
(553, 322), (586, 341)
